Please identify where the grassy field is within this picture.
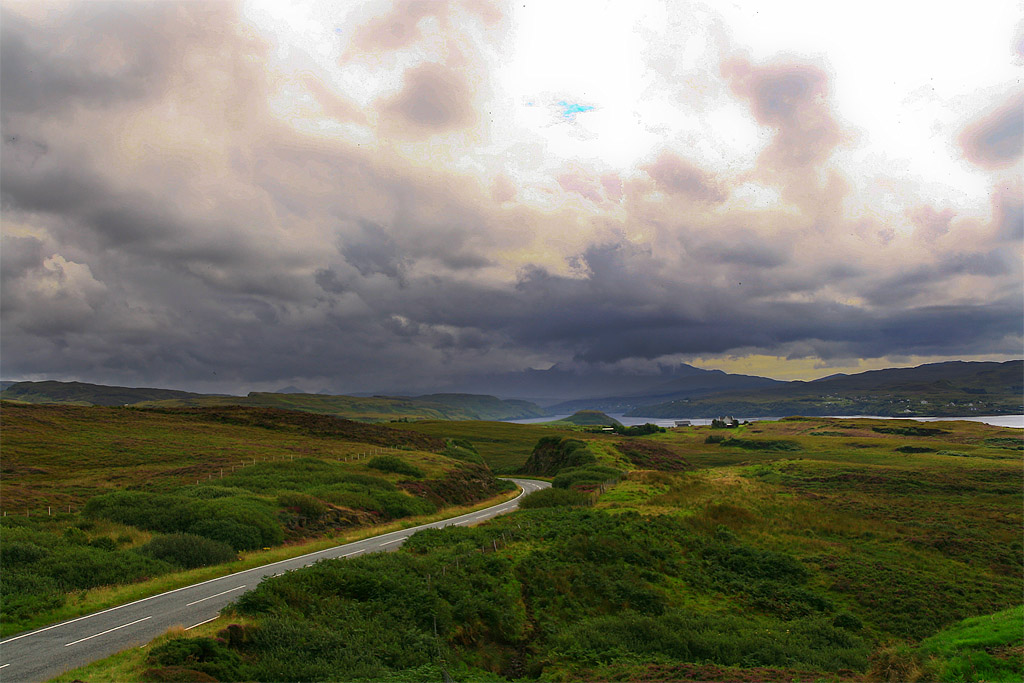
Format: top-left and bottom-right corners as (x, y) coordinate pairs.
(46, 414), (1022, 682)
(389, 419), (587, 473)
(134, 392), (547, 422)
(0, 403), (515, 637)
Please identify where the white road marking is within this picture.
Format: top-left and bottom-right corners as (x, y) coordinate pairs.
(185, 585), (246, 607)
(0, 663), (10, 669)
(341, 550), (363, 557)
(64, 617), (151, 647)
(185, 616), (220, 631)
(380, 539), (402, 546)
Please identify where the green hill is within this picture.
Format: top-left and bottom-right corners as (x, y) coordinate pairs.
(551, 410), (623, 426)
(0, 380), (221, 406)
(0, 402), (514, 637)
(68, 415), (1021, 683)
(140, 391), (547, 421)
(0, 381), (549, 422)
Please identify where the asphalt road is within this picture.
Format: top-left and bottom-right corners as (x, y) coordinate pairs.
(0, 477), (549, 683)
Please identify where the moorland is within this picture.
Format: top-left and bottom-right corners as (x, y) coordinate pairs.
(2, 401), (1021, 682)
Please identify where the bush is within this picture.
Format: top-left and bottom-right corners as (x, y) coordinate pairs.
(0, 569), (65, 622)
(41, 546), (172, 590)
(519, 488), (592, 509)
(367, 456), (425, 478)
(717, 438), (801, 452)
(443, 439), (484, 465)
(89, 536), (118, 551)
(611, 423), (665, 436)
(276, 492), (328, 519)
(520, 437), (598, 476)
(552, 465), (622, 490)
(146, 637), (243, 681)
(138, 534), (237, 569)
(85, 491), (284, 551)
(188, 519), (263, 552)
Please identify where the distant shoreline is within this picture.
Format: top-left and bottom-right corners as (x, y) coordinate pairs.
(508, 414), (1024, 429)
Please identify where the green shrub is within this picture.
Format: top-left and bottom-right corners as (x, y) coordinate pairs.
(89, 536), (118, 551)
(146, 637), (243, 681)
(873, 426), (948, 437)
(188, 519), (262, 552)
(443, 439), (484, 464)
(717, 438), (800, 452)
(84, 490), (284, 551)
(520, 437), (598, 476)
(0, 569), (65, 621)
(276, 492), (328, 519)
(367, 456), (425, 478)
(1, 541), (49, 568)
(611, 423), (665, 436)
(138, 533), (237, 569)
(519, 488), (592, 508)
(552, 465), (622, 490)
(63, 527), (89, 544)
(40, 546), (172, 590)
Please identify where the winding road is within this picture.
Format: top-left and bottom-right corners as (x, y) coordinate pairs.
(0, 478), (549, 683)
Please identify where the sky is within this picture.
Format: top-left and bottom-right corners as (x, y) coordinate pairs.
(1, 0), (1021, 395)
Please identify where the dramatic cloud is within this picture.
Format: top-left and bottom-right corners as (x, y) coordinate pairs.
(0, 0), (1020, 394)
(959, 91), (1024, 168)
(722, 57), (842, 171)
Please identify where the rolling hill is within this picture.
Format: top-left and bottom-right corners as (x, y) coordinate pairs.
(0, 381), (549, 422)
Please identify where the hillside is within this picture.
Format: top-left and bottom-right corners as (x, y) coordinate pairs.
(0, 381), (549, 421)
(140, 391), (548, 421)
(550, 409), (623, 426)
(64, 415), (1023, 682)
(0, 380), (222, 406)
(0, 402), (514, 637)
(627, 360), (1024, 418)
(548, 367), (783, 413)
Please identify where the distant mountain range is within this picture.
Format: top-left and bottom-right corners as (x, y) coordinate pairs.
(3, 360), (1021, 421)
(625, 360), (1023, 418)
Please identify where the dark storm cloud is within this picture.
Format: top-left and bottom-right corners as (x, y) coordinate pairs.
(863, 249), (1015, 306)
(0, 2), (229, 114)
(691, 240), (788, 268)
(0, 234), (45, 281)
(959, 91), (1024, 168)
(367, 243), (1022, 368)
(342, 222), (408, 282)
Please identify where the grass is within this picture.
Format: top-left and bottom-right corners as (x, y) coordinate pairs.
(916, 605), (1024, 682)
(389, 419), (583, 472)
(11, 414), (1023, 682)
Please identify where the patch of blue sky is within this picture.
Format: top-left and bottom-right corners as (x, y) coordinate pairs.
(557, 101), (595, 120)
